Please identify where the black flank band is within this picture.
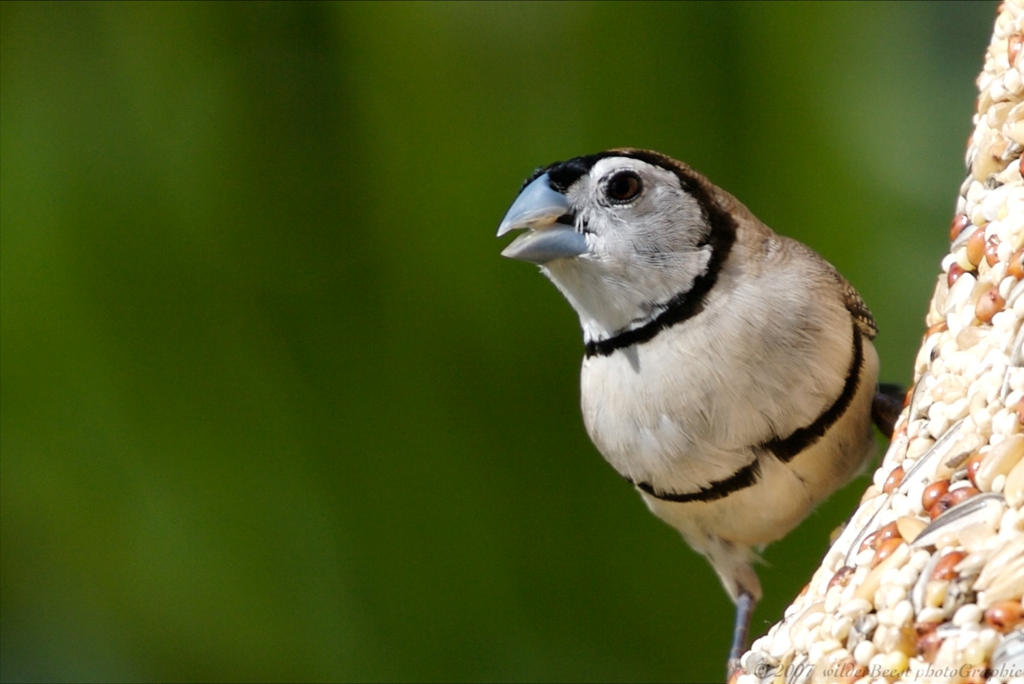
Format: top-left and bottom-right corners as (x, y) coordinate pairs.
(760, 320), (864, 462)
(582, 153), (737, 358)
(631, 320), (866, 504)
(629, 459), (761, 504)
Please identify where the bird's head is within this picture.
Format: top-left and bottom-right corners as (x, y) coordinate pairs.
(497, 149), (737, 341)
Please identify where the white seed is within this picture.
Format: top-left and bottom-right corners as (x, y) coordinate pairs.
(976, 434), (1024, 489)
(892, 599), (914, 627)
(1006, 67), (1023, 96)
(941, 252), (958, 274)
(807, 638), (841, 665)
(998, 236), (1014, 262)
(956, 625), (985, 651)
(830, 615), (852, 642)
(909, 548), (933, 573)
(868, 652), (890, 678)
(882, 650), (910, 676)
(993, 408), (1018, 435)
(1006, 389), (1024, 408)
(854, 548), (875, 567)
(790, 605), (824, 652)
(978, 626), (1000, 654)
(876, 582), (906, 610)
(998, 507), (1022, 539)
(984, 185), (1012, 222)
(1004, 458), (1024, 506)
(783, 600), (803, 621)
(963, 639), (988, 666)
(768, 624), (792, 659)
(935, 637), (959, 666)
(840, 598), (873, 619)
(824, 585), (842, 613)
(894, 564), (921, 592)
(905, 436), (935, 463)
(947, 271), (978, 313)
(918, 606), (947, 624)
(944, 397), (971, 422)
(853, 639), (876, 666)
(1001, 273), (1016, 300)
(967, 178), (987, 206)
(890, 492), (913, 518)
(927, 414), (952, 441)
(956, 247), (976, 271)
(872, 624), (893, 651)
(991, 78), (1008, 107)
(953, 603), (984, 626)
(972, 403), (994, 431)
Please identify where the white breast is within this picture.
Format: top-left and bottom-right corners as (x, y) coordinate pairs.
(578, 263), (868, 497)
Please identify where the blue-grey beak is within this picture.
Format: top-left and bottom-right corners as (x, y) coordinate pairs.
(496, 173), (588, 264)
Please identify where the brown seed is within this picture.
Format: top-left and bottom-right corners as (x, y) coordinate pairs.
(859, 529), (879, 552)
(985, 234), (1001, 266)
(950, 214), (969, 241)
(884, 466), (905, 494)
(975, 288), (1005, 323)
(984, 600), (1023, 632)
(831, 658), (866, 684)
(948, 262), (966, 287)
(929, 485), (980, 518)
(925, 321), (948, 338)
(966, 229), (985, 266)
(922, 480), (950, 511)
(931, 550), (967, 581)
(1010, 247), (1024, 279)
(916, 626), (943, 661)
(829, 565), (855, 591)
(1010, 32), (1024, 67)
(966, 452), (985, 489)
(952, 485), (979, 502)
(877, 521), (900, 546)
(963, 672), (987, 684)
(871, 537), (903, 568)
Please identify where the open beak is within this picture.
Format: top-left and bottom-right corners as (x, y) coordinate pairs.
(496, 173), (587, 264)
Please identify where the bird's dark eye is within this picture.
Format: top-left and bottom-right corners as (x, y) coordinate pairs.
(605, 170), (643, 203)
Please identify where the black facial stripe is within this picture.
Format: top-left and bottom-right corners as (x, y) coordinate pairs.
(584, 166), (736, 357)
(628, 459), (761, 504)
(519, 150), (738, 357)
(627, 320), (866, 504)
(760, 320), (865, 462)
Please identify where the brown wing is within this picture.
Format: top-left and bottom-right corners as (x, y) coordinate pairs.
(838, 275), (877, 340)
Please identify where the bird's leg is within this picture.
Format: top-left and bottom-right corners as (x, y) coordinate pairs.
(727, 591), (755, 676)
(871, 382), (906, 437)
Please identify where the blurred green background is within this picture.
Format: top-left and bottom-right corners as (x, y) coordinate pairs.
(0, 1), (995, 681)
